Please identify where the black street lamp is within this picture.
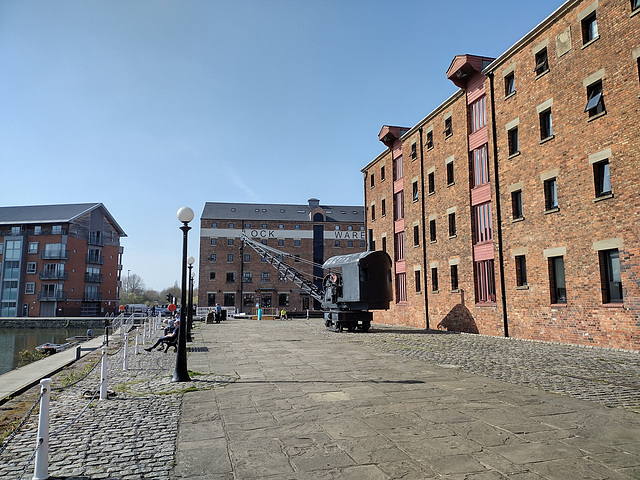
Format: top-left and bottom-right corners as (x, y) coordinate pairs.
(187, 256), (195, 342)
(172, 206), (193, 383)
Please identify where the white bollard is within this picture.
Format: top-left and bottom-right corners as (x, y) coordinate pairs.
(32, 378), (51, 480)
(100, 346), (108, 400)
(141, 322), (146, 346)
(134, 327), (140, 355)
(123, 332), (129, 371)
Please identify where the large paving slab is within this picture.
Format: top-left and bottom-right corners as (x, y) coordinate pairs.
(174, 318), (640, 479)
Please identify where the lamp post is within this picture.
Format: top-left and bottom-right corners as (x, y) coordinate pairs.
(172, 206), (193, 383)
(187, 256), (195, 342)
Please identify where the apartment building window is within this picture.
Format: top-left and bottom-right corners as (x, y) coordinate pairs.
(243, 272), (253, 283)
(413, 224), (420, 246)
(210, 254), (216, 262)
(28, 242), (38, 254)
(544, 178), (558, 210)
(508, 127), (519, 156)
(370, 173), (375, 188)
(226, 272), (236, 283)
(396, 273), (407, 303)
(582, 12), (598, 44)
(444, 117), (453, 137)
(210, 238), (217, 246)
(473, 202), (493, 244)
(450, 264), (459, 291)
(411, 143), (417, 159)
(470, 96), (486, 132)
(415, 270), (421, 293)
(412, 181), (419, 202)
(512, 190), (524, 220)
(446, 161), (454, 185)
(426, 131), (434, 149)
(209, 272), (216, 280)
(429, 219), (437, 243)
(227, 254), (233, 262)
(395, 231), (405, 261)
(26, 262), (37, 274)
(34, 226), (41, 235)
(472, 146), (489, 186)
(52, 225), (62, 234)
(593, 160), (612, 197)
(539, 109), (553, 140)
(261, 272), (270, 283)
(428, 172), (435, 194)
(381, 198), (386, 217)
(380, 165), (385, 181)
(585, 80), (605, 117)
(475, 259), (496, 303)
(600, 249), (623, 303)
(431, 268), (439, 292)
(448, 212), (456, 237)
(515, 255), (528, 287)
(25, 282), (35, 295)
(505, 72), (515, 96)
(534, 48), (549, 76)
(549, 256), (567, 304)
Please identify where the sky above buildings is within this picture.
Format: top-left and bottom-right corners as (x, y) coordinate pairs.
(1, 0), (565, 291)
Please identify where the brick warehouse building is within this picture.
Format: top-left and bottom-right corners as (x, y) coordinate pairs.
(363, 0), (640, 350)
(198, 199), (367, 314)
(0, 203), (126, 317)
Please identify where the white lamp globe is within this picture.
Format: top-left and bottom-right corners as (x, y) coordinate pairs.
(177, 207), (194, 224)
(187, 256), (195, 265)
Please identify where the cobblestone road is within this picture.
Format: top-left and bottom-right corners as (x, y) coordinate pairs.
(0, 336), (236, 480)
(293, 320), (640, 411)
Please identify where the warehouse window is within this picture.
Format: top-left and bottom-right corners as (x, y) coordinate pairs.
(370, 173), (375, 188)
(582, 12), (598, 45)
(585, 80), (605, 117)
(411, 143), (417, 159)
(472, 146), (489, 186)
(413, 224), (420, 246)
(429, 219), (437, 243)
(371, 204), (376, 221)
(544, 178), (558, 211)
(226, 272), (236, 283)
(428, 172), (435, 194)
(600, 249), (623, 303)
(539, 109), (553, 140)
(210, 254), (216, 262)
(224, 293), (235, 307)
(412, 181), (419, 202)
(448, 212), (456, 237)
(380, 165), (385, 181)
(515, 255), (528, 287)
(396, 273), (407, 303)
(227, 254), (233, 262)
(209, 272), (216, 280)
(210, 238), (217, 246)
(508, 127), (519, 156)
(228, 238), (234, 246)
(505, 72), (515, 96)
(431, 268), (439, 292)
(426, 131), (434, 149)
(414, 270), (421, 293)
(473, 202), (492, 244)
(593, 159), (612, 198)
(475, 260), (496, 303)
(534, 48), (549, 76)
(444, 117), (453, 137)
(470, 96), (486, 132)
(446, 161), (454, 185)
(549, 256), (567, 304)
(381, 198), (386, 217)
(450, 264), (459, 291)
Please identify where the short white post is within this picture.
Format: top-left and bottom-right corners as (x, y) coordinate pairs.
(100, 346), (108, 400)
(32, 378), (51, 480)
(306, 309), (309, 320)
(122, 332), (129, 371)
(134, 327), (140, 355)
(141, 322), (146, 346)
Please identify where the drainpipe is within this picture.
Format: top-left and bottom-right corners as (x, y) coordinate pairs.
(488, 72), (509, 337)
(240, 221), (245, 314)
(419, 127), (430, 330)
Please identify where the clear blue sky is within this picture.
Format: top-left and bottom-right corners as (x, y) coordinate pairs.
(0, 0), (565, 291)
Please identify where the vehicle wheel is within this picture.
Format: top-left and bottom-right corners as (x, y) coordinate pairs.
(361, 322), (370, 332)
(335, 322), (343, 332)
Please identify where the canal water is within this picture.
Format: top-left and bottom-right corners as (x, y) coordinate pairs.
(0, 327), (90, 376)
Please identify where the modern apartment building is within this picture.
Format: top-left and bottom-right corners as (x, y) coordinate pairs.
(362, 0), (640, 350)
(198, 199), (366, 313)
(0, 203), (126, 317)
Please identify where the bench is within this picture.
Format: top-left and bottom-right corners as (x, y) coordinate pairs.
(163, 337), (178, 352)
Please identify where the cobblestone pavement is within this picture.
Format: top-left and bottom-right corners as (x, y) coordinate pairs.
(292, 320), (640, 411)
(0, 335), (236, 480)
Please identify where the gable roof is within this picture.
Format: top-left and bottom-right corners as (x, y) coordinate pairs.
(0, 203), (127, 236)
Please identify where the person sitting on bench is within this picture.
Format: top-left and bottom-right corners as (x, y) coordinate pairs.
(145, 320), (179, 352)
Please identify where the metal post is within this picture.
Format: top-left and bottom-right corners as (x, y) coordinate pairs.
(100, 346), (108, 400)
(123, 332), (129, 371)
(187, 263), (194, 342)
(32, 378), (51, 480)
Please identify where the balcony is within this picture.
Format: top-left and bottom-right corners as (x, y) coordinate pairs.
(41, 250), (70, 260)
(85, 273), (104, 283)
(88, 233), (106, 246)
(86, 254), (105, 265)
(39, 270), (69, 280)
(37, 291), (68, 301)
(83, 292), (103, 301)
